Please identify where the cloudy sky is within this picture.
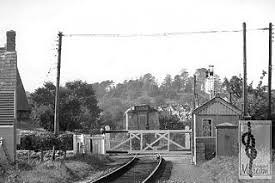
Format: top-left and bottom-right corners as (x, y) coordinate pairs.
(0, 0), (274, 92)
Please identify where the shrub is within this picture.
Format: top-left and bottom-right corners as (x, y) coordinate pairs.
(18, 132), (73, 152)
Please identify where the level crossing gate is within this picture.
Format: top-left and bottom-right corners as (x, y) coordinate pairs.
(105, 129), (192, 154)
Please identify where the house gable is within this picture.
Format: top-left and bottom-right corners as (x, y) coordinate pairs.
(193, 97), (242, 116)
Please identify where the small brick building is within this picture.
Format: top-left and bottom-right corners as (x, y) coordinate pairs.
(124, 104), (159, 130)
(192, 96), (242, 163)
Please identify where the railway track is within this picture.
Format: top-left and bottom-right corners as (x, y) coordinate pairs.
(90, 154), (165, 183)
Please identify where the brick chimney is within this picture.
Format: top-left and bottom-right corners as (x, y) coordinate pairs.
(6, 30), (16, 51)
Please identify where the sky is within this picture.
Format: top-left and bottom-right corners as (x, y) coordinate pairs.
(0, 0), (274, 92)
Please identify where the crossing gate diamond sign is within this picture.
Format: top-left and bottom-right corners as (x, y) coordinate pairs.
(239, 120), (272, 180)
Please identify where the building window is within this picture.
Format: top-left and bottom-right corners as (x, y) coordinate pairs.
(202, 119), (212, 136)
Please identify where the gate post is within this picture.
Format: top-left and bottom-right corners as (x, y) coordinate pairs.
(105, 126), (110, 150)
(185, 126), (191, 149)
(168, 131), (170, 151)
(129, 133), (132, 152)
(140, 132), (143, 151)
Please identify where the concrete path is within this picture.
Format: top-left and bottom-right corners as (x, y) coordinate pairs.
(165, 156), (212, 183)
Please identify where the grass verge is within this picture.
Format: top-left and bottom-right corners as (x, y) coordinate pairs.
(1, 153), (118, 183)
(201, 156), (274, 183)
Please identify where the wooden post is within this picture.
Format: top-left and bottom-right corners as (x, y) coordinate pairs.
(243, 22), (248, 117)
(140, 132), (143, 151)
(167, 132), (170, 151)
(268, 23), (272, 120)
(52, 32), (63, 160)
(54, 32), (63, 135)
(193, 75), (197, 108)
(130, 133), (132, 152)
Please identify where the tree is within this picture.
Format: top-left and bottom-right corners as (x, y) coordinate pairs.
(99, 98), (128, 130)
(179, 69), (189, 91)
(184, 76), (193, 93)
(141, 73), (159, 97)
(195, 68), (208, 92)
(30, 82), (56, 131)
(31, 105), (54, 131)
(31, 80), (101, 132)
(247, 71), (270, 119)
(172, 75), (182, 92)
(161, 74), (176, 98)
(92, 80), (114, 98)
(59, 95), (82, 131)
(30, 82), (56, 106)
(222, 75), (242, 100)
(65, 80), (102, 129)
(222, 71), (275, 121)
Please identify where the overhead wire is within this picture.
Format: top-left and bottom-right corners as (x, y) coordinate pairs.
(64, 27), (269, 38)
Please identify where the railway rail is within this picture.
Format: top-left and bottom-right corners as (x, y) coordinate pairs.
(90, 154), (165, 183)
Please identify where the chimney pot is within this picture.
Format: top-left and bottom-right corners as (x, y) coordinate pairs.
(6, 30), (16, 51)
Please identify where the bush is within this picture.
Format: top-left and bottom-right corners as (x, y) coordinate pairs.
(57, 133), (73, 151)
(18, 132), (73, 152)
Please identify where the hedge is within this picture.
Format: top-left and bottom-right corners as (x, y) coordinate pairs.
(18, 132), (73, 152)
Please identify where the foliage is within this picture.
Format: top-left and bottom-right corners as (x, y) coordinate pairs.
(30, 80), (101, 132)
(31, 105), (54, 131)
(6, 154), (114, 183)
(92, 70), (212, 129)
(159, 115), (185, 130)
(18, 132), (73, 151)
(33, 68), (275, 131)
(222, 71), (275, 120)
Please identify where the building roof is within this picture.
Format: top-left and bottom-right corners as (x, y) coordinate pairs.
(125, 104), (158, 114)
(0, 47), (30, 112)
(216, 122), (238, 129)
(193, 96), (242, 116)
(16, 69), (31, 111)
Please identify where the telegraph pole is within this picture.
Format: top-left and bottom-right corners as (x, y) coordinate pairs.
(243, 22), (248, 118)
(193, 75), (197, 108)
(54, 32), (63, 135)
(268, 23), (272, 120)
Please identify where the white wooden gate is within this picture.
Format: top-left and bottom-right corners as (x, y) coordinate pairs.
(106, 130), (192, 154)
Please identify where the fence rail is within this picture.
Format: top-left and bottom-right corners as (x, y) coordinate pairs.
(106, 130), (192, 154)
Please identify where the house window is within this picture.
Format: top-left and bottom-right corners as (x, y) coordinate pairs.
(202, 119), (212, 136)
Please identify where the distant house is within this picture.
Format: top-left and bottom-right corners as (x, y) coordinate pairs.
(192, 95), (242, 162)
(124, 104), (159, 130)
